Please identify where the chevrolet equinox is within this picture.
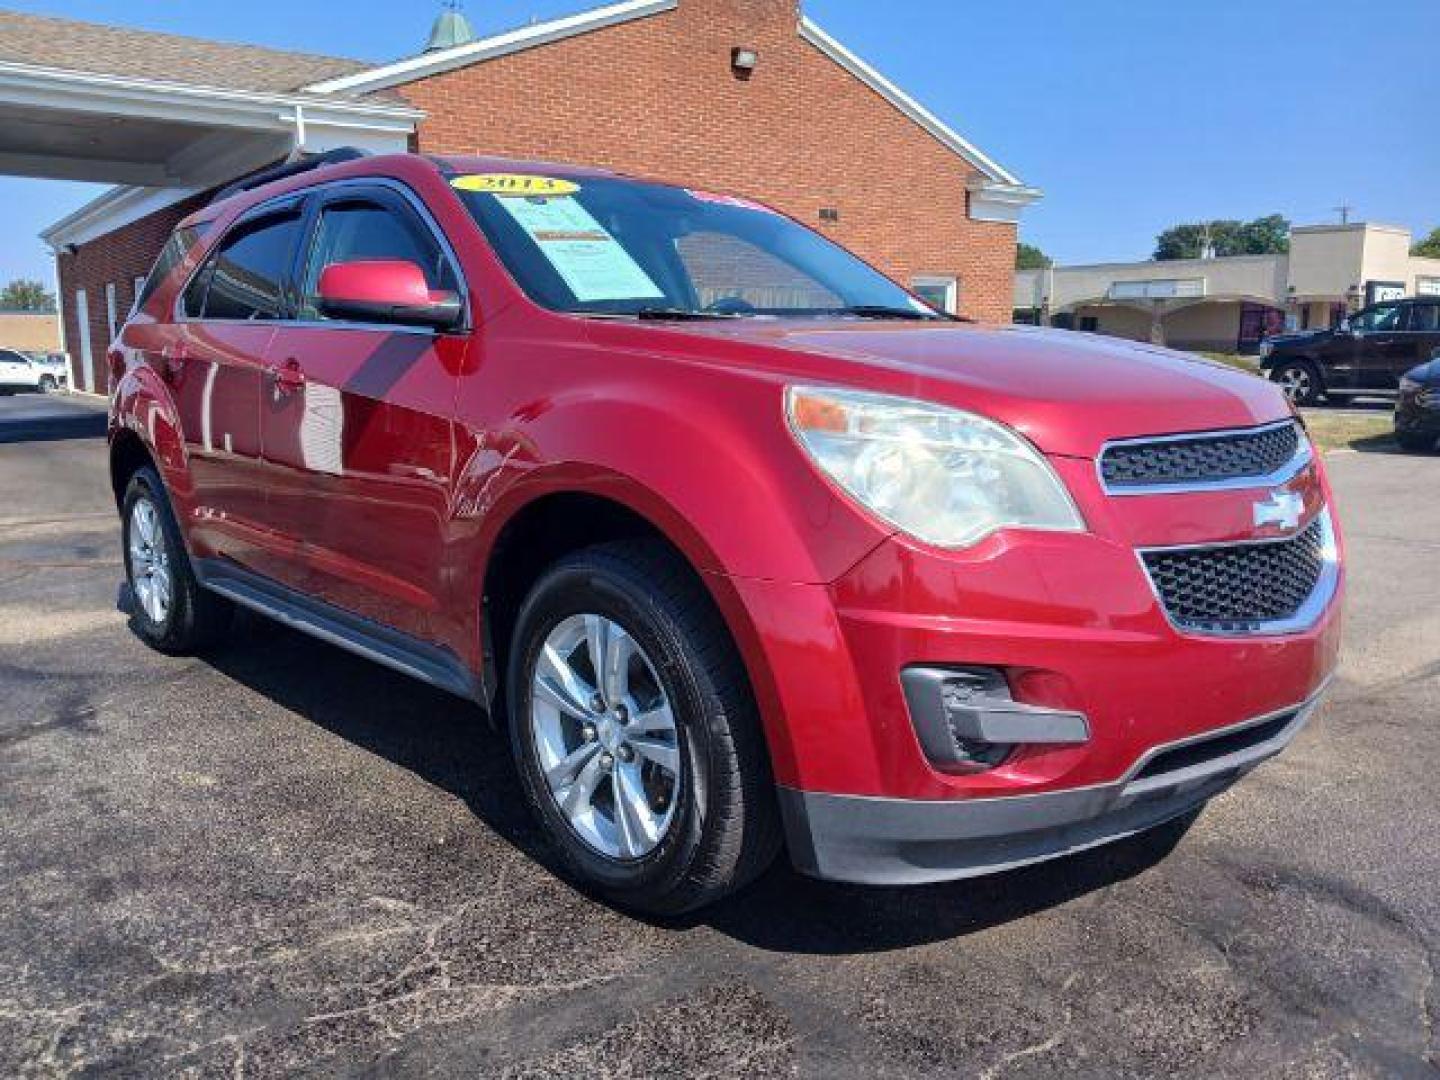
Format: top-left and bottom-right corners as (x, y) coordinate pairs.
(108, 151), (1343, 913)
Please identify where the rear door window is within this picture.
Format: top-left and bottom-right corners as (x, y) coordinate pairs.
(201, 210), (305, 321)
(1409, 303), (1439, 332)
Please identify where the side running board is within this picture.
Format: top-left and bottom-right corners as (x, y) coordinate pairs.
(194, 558), (482, 703)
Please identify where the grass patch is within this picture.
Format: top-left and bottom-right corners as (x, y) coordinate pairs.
(1301, 410), (1395, 452)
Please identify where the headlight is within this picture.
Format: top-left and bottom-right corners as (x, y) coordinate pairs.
(785, 386), (1085, 549)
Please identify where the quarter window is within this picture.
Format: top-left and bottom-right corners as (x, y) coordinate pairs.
(300, 199), (457, 320)
(202, 211), (304, 321)
(135, 224), (206, 312)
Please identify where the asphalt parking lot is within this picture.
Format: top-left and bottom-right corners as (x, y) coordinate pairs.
(2, 392), (1437, 1078)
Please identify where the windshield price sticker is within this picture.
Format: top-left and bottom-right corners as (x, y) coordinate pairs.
(451, 174), (581, 197)
(494, 195), (664, 303)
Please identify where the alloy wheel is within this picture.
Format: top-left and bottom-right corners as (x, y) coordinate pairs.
(127, 497), (173, 625)
(529, 613), (682, 860)
(1278, 366), (1313, 405)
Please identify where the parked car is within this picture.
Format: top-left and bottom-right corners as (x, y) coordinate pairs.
(1395, 353), (1440, 452)
(108, 151), (1343, 913)
(1259, 296), (1440, 406)
(0, 347), (66, 393)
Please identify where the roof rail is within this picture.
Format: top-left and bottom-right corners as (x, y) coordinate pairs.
(209, 147), (371, 205)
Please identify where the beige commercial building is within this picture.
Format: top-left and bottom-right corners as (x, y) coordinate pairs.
(0, 311), (62, 353)
(1016, 222), (1440, 352)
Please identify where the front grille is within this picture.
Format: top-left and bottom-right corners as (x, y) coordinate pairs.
(1101, 422), (1301, 489)
(1142, 516), (1327, 632)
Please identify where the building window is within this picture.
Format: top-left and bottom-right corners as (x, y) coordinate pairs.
(132, 276), (146, 315)
(1077, 315), (1099, 332)
(911, 275), (958, 315)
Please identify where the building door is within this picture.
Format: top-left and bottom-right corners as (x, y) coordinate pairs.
(1237, 303), (1284, 351)
(73, 289), (93, 392)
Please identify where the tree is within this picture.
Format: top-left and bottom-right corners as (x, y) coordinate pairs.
(0, 279), (54, 312)
(1016, 242), (1051, 270)
(1412, 228), (1440, 259)
(1154, 215), (1291, 261)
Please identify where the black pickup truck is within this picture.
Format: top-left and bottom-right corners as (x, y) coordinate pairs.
(1259, 297), (1440, 405)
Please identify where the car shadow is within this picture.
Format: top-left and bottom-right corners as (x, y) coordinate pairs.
(0, 394), (108, 445)
(1349, 433), (1413, 455)
(190, 612), (1193, 955)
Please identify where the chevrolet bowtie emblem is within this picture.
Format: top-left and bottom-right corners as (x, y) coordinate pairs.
(1253, 488), (1304, 531)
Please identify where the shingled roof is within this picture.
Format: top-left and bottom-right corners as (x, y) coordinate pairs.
(0, 9), (374, 95)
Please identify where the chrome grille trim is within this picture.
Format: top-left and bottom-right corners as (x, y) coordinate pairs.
(1098, 419), (1312, 496)
(1137, 509), (1339, 637)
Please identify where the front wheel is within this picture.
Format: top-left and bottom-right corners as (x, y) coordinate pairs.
(38, 375), (58, 393)
(506, 541), (780, 915)
(1270, 360), (1323, 407)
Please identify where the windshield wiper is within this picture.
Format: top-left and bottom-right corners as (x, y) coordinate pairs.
(831, 305), (942, 322)
(632, 306), (748, 321)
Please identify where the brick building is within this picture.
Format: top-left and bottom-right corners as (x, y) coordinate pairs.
(25, 0), (1040, 393)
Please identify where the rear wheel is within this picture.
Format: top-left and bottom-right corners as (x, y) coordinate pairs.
(1270, 360), (1323, 407)
(506, 541), (779, 915)
(1396, 430), (1437, 453)
(122, 466), (232, 654)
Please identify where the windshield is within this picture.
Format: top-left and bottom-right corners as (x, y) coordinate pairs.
(453, 173), (943, 320)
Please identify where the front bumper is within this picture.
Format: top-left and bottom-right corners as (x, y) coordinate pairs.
(780, 683), (1328, 885)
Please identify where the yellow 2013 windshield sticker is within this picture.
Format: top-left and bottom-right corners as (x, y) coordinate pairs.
(450, 174), (580, 197)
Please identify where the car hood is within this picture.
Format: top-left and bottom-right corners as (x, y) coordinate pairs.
(639, 321), (1292, 459)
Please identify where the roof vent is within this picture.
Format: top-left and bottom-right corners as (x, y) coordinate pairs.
(425, 1), (476, 52)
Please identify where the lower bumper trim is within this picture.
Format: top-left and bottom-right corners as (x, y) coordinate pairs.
(780, 686), (1327, 886)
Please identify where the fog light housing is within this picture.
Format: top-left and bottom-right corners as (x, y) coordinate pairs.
(900, 666), (1090, 774)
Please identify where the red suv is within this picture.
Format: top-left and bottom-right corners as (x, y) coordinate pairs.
(109, 151), (1343, 913)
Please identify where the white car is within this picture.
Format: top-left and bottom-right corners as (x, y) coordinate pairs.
(0, 348), (67, 393)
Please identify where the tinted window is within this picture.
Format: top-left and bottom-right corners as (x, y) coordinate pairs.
(0, 349), (27, 364)
(1409, 303), (1439, 332)
(1354, 303), (1404, 332)
(300, 199), (457, 320)
(135, 224), (207, 312)
(203, 211), (303, 321)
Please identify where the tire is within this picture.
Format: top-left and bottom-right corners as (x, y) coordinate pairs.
(1270, 360), (1323, 407)
(121, 466), (233, 654)
(38, 375), (57, 393)
(1396, 430), (1437, 453)
(506, 540), (780, 915)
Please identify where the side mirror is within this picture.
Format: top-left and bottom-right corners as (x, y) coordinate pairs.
(316, 260), (463, 331)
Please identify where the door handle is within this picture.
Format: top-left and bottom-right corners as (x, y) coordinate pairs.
(270, 358), (306, 396)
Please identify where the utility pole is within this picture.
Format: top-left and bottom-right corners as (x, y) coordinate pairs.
(1333, 204), (1354, 225)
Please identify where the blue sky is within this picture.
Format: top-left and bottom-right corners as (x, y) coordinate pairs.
(2, 0), (1437, 286)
